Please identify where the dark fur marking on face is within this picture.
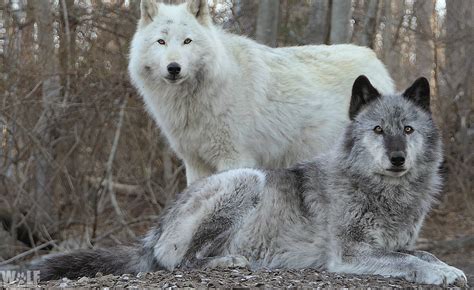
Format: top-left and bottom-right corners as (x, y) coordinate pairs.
(383, 134), (406, 153)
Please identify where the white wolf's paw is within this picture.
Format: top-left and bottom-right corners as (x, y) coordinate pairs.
(411, 265), (467, 286)
(204, 255), (250, 269)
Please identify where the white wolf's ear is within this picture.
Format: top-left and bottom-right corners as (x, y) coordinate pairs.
(349, 75), (381, 120)
(403, 77), (431, 112)
(187, 0), (212, 26)
(141, 0), (159, 25)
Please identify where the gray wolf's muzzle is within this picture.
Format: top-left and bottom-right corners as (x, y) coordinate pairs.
(389, 151), (405, 168)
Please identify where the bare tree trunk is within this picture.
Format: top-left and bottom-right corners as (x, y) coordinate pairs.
(59, 0), (75, 105)
(33, 0), (61, 237)
(381, 0), (405, 88)
(305, 0), (330, 44)
(255, 0), (280, 47)
(233, 0), (258, 36)
(329, 0), (352, 44)
(445, 0), (473, 157)
(413, 0), (435, 80)
(434, 0), (473, 210)
(2, 0), (27, 179)
(355, 0), (379, 48)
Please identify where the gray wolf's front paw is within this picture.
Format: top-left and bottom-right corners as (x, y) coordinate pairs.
(440, 265), (468, 287)
(410, 264), (467, 286)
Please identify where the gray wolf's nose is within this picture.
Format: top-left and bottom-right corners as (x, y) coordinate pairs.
(167, 62), (181, 76)
(390, 151), (406, 167)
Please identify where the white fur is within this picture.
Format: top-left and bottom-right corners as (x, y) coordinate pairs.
(129, 1), (395, 184)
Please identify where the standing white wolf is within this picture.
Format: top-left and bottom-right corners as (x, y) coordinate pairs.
(128, 0), (395, 184)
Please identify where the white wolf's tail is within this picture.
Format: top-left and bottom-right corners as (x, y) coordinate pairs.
(32, 245), (159, 281)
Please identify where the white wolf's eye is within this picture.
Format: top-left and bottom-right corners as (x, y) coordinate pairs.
(157, 39), (166, 45)
(373, 126), (383, 134)
(404, 126), (414, 134)
(184, 38), (192, 45)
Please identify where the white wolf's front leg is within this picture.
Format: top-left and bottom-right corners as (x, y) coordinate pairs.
(329, 243), (467, 286)
(184, 159), (214, 185)
(216, 155), (258, 173)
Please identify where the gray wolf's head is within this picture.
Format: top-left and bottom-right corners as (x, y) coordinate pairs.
(129, 0), (214, 85)
(343, 75), (442, 179)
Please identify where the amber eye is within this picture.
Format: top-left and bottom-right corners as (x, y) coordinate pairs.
(184, 38), (192, 44)
(157, 39), (166, 45)
(374, 126), (383, 134)
(404, 126), (414, 134)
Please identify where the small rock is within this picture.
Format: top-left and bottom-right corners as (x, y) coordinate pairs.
(99, 274), (115, 281)
(59, 282), (69, 288)
(77, 277), (90, 283)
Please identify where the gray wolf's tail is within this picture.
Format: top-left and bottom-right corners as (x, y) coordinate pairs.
(32, 245), (159, 281)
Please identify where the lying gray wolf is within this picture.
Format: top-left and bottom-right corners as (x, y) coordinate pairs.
(34, 76), (466, 285)
(128, 0), (395, 184)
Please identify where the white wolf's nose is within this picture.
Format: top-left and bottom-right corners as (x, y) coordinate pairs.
(167, 62), (181, 76)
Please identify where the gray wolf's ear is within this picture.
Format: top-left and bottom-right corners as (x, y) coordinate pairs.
(403, 77), (430, 112)
(349, 75), (381, 120)
(141, 0), (159, 24)
(187, 0), (212, 26)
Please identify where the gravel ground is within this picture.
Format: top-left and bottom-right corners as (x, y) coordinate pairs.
(1, 268), (467, 288)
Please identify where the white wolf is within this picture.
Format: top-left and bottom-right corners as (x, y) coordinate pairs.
(128, 0), (395, 184)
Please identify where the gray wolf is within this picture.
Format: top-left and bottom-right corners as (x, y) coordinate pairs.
(128, 0), (395, 184)
(35, 76), (466, 285)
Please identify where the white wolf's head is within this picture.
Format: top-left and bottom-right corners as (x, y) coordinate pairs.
(342, 76), (442, 179)
(129, 0), (216, 86)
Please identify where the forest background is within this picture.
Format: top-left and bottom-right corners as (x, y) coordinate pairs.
(0, 0), (472, 271)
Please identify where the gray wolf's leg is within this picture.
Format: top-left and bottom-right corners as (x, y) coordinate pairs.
(399, 250), (446, 265)
(155, 169), (265, 270)
(329, 243), (467, 285)
(185, 255), (250, 269)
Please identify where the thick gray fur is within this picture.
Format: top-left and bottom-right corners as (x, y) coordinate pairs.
(33, 77), (467, 285)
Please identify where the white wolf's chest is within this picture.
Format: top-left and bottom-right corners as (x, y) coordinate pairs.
(142, 85), (237, 164)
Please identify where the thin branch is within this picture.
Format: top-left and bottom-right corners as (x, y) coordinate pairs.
(105, 95), (135, 238)
(0, 240), (56, 266)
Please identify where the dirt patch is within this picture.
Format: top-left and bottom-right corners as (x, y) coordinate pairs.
(2, 268), (468, 288)
(33, 269), (454, 288)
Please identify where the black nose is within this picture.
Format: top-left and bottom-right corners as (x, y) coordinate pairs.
(167, 62), (181, 76)
(390, 151), (406, 167)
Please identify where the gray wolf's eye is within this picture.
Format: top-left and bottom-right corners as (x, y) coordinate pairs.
(157, 39), (166, 45)
(373, 126), (383, 134)
(404, 126), (414, 134)
(184, 38), (192, 45)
